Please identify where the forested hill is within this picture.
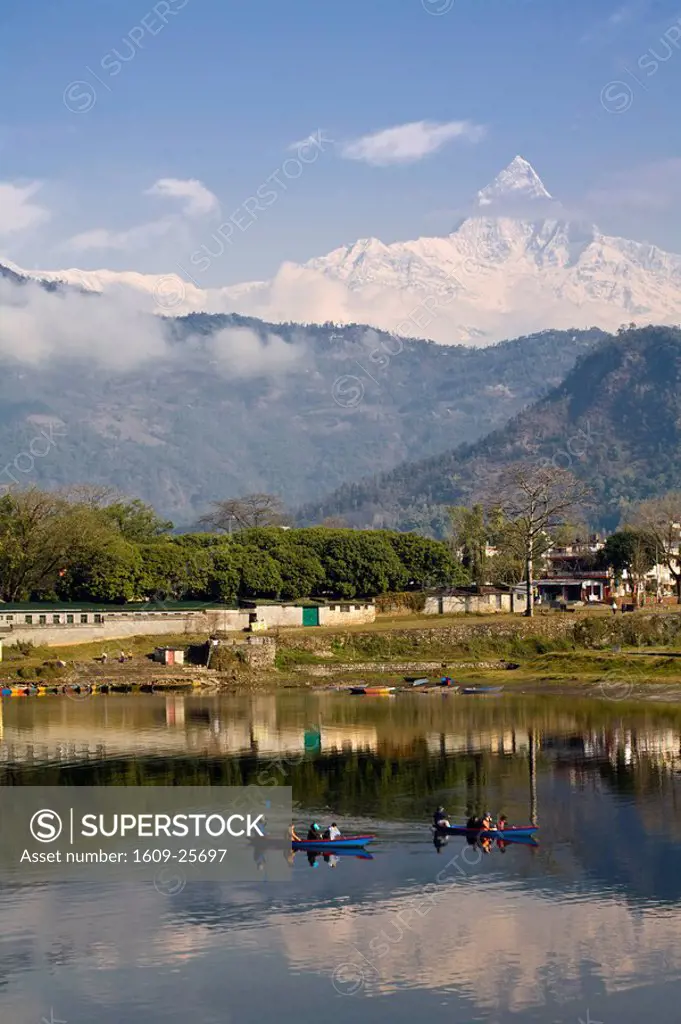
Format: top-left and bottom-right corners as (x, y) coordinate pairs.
(0, 269), (605, 523)
(299, 326), (681, 533)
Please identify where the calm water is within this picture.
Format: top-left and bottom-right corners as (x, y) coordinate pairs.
(2, 691), (681, 1023)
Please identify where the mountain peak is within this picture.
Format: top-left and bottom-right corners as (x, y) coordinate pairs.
(476, 156), (552, 207)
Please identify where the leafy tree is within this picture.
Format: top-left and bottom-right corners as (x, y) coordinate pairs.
(59, 536), (142, 603)
(138, 542), (211, 600)
(383, 531), (467, 589)
(207, 546), (241, 602)
(102, 498), (173, 541)
(237, 548), (283, 599)
(449, 504), (489, 585)
(0, 489), (114, 601)
(599, 529), (656, 605)
(313, 531), (407, 598)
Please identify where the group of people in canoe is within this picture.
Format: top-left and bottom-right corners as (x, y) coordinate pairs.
(433, 806), (508, 832)
(288, 821), (342, 842)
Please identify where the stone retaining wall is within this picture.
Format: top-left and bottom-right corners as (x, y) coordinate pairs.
(291, 660), (507, 677)
(283, 616), (578, 655)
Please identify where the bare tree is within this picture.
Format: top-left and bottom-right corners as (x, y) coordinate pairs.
(630, 493), (681, 603)
(199, 493), (288, 532)
(485, 465), (591, 617)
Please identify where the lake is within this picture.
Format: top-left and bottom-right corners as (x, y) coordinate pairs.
(1, 690), (680, 1023)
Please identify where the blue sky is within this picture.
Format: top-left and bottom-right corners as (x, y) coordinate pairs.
(2, 0), (681, 284)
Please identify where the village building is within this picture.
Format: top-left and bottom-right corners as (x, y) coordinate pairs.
(534, 572), (611, 606)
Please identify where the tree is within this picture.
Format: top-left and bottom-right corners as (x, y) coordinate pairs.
(449, 504), (489, 585)
(101, 498), (173, 541)
(486, 465), (591, 617)
(384, 531), (467, 589)
(0, 489), (113, 601)
(199, 494), (288, 532)
(61, 536), (142, 603)
(237, 548), (283, 599)
(600, 529), (656, 604)
(138, 542), (211, 600)
(207, 546), (241, 603)
(630, 493), (681, 602)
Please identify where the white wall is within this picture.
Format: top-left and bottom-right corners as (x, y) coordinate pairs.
(2, 609), (251, 647)
(424, 594), (527, 615)
(253, 606), (303, 627)
(318, 603), (376, 625)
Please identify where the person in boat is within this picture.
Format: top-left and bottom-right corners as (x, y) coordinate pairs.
(497, 814), (507, 832)
(307, 822), (323, 841)
(481, 812), (496, 831)
(323, 822), (341, 840)
(288, 822), (301, 842)
(433, 806), (450, 829)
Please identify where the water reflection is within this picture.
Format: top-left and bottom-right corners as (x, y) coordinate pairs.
(1, 692), (681, 1022)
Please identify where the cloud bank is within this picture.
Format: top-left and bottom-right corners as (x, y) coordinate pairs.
(0, 274), (309, 376)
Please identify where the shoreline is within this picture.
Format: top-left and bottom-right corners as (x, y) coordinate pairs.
(1, 609), (680, 703)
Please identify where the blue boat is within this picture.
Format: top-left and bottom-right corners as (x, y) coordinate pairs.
(252, 834), (375, 851)
(435, 823), (536, 839)
(292, 835), (374, 850)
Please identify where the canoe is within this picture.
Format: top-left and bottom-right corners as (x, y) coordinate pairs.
(293, 835), (375, 850)
(349, 686), (395, 696)
(404, 677), (429, 685)
(252, 834), (375, 850)
(435, 824), (537, 839)
(460, 685), (504, 695)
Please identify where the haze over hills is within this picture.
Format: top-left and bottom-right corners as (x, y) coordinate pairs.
(299, 326), (681, 533)
(8, 157), (681, 346)
(0, 266), (605, 524)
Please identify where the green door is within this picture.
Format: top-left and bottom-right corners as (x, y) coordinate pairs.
(302, 606), (319, 627)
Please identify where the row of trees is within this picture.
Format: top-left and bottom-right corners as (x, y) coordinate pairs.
(0, 488), (467, 604)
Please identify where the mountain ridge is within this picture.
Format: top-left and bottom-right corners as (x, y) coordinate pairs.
(0, 268), (605, 522)
(298, 325), (681, 532)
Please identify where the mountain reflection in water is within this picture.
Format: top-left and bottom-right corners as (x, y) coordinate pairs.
(1, 692), (681, 1023)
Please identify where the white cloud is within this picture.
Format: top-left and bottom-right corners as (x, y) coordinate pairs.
(195, 326), (307, 377)
(145, 177), (219, 216)
(0, 275), (169, 369)
(65, 176), (219, 252)
(340, 120), (486, 167)
(0, 181), (50, 235)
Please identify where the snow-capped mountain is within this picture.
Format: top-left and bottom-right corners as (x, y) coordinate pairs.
(6, 156), (681, 345)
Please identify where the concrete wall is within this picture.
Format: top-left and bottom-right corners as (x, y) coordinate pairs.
(2, 609), (251, 647)
(424, 593), (528, 615)
(318, 603), (376, 626)
(252, 606), (304, 627)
